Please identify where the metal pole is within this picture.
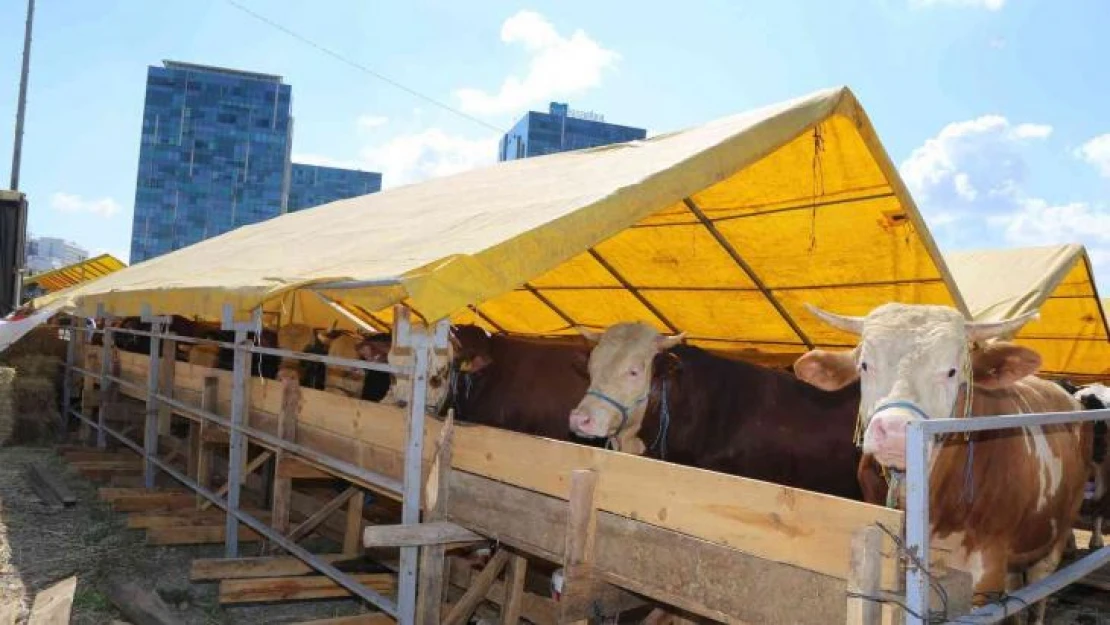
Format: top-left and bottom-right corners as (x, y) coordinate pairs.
(225, 324), (251, 558)
(96, 326), (113, 449)
(904, 420), (931, 625)
(10, 0), (34, 190)
(61, 318), (76, 431)
(396, 331), (431, 625)
(143, 320), (164, 489)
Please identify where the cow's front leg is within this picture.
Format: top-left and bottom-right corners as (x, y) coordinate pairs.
(1024, 543), (1066, 625)
(1091, 516), (1105, 550)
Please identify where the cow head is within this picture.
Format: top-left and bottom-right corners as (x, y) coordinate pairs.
(794, 302), (1039, 471)
(450, 325), (494, 374)
(381, 339), (454, 413)
(568, 323), (684, 453)
(324, 333), (367, 397)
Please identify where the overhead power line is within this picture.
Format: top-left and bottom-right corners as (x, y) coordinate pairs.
(224, 0), (506, 134)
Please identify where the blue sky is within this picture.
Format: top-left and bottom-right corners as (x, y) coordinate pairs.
(0, 0), (1107, 291)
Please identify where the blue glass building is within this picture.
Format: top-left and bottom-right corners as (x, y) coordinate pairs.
(287, 164), (382, 212)
(129, 61), (382, 263)
(498, 102), (646, 161)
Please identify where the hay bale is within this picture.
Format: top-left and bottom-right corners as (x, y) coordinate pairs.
(10, 374), (60, 445)
(0, 324), (65, 363)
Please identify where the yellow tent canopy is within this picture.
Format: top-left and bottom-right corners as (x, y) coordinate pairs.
(945, 244), (1110, 380)
(40, 86), (967, 360)
(25, 253), (126, 294)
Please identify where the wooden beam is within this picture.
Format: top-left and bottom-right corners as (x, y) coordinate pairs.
(218, 574), (395, 605)
(443, 549), (510, 625)
(846, 526), (883, 625)
(363, 521), (482, 549)
(558, 470), (598, 624)
(107, 492), (196, 513)
(270, 375), (302, 554)
(26, 576), (77, 625)
(416, 411), (455, 625)
(190, 553), (349, 581)
(127, 509), (270, 529)
(288, 487), (358, 543)
(447, 559), (556, 625)
(344, 491), (365, 556)
(27, 463), (76, 509)
(60, 450), (137, 463)
(146, 524), (263, 546)
(276, 456), (333, 480)
(501, 554), (527, 625)
(289, 615), (395, 625)
(200, 450), (273, 511)
(69, 459), (143, 471)
(158, 339), (176, 436)
(98, 487), (188, 501)
(196, 375), (218, 507)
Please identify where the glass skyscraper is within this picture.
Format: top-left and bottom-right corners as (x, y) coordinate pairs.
(288, 164), (382, 212)
(129, 61), (381, 263)
(498, 102), (646, 162)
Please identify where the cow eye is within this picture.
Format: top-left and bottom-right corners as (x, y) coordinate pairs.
(947, 368), (957, 378)
(860, 362), (868, 372)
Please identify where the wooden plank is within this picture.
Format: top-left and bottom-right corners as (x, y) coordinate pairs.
(288, 487), (357, 543)
(191, 553), (348, 581)
(111, 493), (197, 513)
(288, 613), (394, 624)
(218, 574), (395, 604)
(270, 376), (302, 554)
(501, 555), (527, 625)
(443, 549), (510, 625)
(417, 411), (455, 625)
(69, 460), (143, 471)
(61, 450), (137, 463)
(146, 525), (263, 546)
(344, 491), (365, 556)
(157, 339), (175, 436)
(103, 576), (184, 625)
(98, 487), (188, 502)
(362, 521), (482, 549)
(276, 456), (333, 480)
(27, 465), (77, 507)
(196, 375), (218, 506)
(127, 509), (270, 529)
(26, 467), (64, 511)
(26, 576), (77, 625)
(446, 559), (556, 625)
(846, 526), (883, 625)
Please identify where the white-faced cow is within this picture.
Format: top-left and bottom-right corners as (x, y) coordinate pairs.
(794, 302), (1091, 624)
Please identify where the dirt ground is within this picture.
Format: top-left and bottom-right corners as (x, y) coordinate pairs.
(0, 445), (370, 625)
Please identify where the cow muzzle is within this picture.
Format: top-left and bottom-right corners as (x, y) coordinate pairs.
(862, 403), (929, 471)
(569, 406), (611, 438)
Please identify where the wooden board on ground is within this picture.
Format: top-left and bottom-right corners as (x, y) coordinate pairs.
(290, 614), (395, 625)
(218, 574), (395, 604)
(191, 554), (348, 581)
(127, 509), (270, 529)
(103, 577), (184, 625)
(146, 525), (263, 546)
(26, 576), (77, 625)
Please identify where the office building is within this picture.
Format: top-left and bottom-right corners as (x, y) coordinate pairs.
(129, 61), (381, 263)
(25, 236), (88, 274)
(498, 102), (646, 162)
(288, 163), (382, 212)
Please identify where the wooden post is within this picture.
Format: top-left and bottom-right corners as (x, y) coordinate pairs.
(501, 554), (527, 625)
(416, 411), (455, 624)
(846, 525), (883, 625)
(157, 338), (176, 436)
(80, 349), (97, 444)
(558, 469), (599, 625)
(343, 491), (365, 556)
(444, 550), (510, 625)
(195, 375), (218, 508)
(268, 374), (301, 553)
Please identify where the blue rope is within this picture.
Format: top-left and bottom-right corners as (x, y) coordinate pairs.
(648, 382), (670, 460)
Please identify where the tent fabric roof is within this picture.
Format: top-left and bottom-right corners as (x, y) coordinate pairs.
(41, 86), (966, 357)
(25, 254), (126, 294)
(945, 244), (1110, 379)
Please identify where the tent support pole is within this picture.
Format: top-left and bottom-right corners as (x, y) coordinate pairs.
(588, 249), (680, 334)
(467, 304), (506, 334)
(683, 197), (814, 350)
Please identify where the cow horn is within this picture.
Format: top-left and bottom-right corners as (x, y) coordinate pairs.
(805, 304), (865, 336)
(965, 311), (1039, 342)
(574, 326), (603, 344)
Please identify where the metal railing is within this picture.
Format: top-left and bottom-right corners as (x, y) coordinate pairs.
(903, 407), (1110, 624)
(58, 306), (445, 624)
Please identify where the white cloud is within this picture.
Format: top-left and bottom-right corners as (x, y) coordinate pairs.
(356, 115), (389, 133)
(900, 115), (1051, 216)
(1077, 133), (1110, 178)
(50, 192), (121, 218)
(911, 0), (1005, 10)
(992, 199), (1110, 247)
(454, 10), (619, 116)
(295, 128), (498, 189)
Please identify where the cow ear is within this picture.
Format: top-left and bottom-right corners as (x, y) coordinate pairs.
(655, 331), (685, 351)
(570, 351), (590, 379)
(971, 342), (1041, 389)
(794, 348), (859, 391)
(575, 326), (603, 344)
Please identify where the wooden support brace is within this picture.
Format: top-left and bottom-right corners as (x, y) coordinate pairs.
(344, 491), (366, 556)
(287, 486), (358, 543)
(416, 411), (455, 625)
(158, 338), (176, 436)
(195, 375), (218, 507)
(501, 554), (527, 625)
(200, 450), (273, 511)
(362, 521), (482, 548)
(558, 470), (598, 624)
(443, 549), (511, 625)
(269, 375), (301, 554)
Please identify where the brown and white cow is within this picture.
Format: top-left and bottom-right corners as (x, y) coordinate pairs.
(794, 302), (1091, 624)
